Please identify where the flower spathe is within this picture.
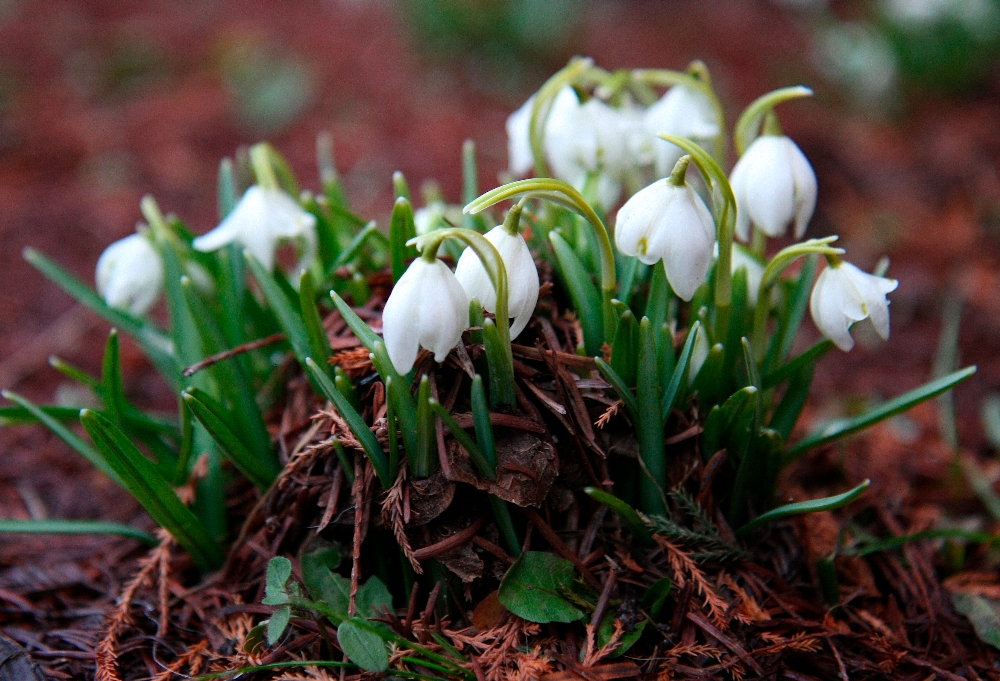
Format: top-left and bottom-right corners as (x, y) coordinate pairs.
(454, 225), (539, 340)
(809, 260), (898, 351)
(730, 134), (817, 241)
(96, 232), (164, 316)
(382, 257), (470, 375)
(192, 185), (317, 272)
(614, 175), (716, 302)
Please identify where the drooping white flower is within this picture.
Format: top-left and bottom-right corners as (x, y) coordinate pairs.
(644, 85), (720, 178)
(614, 175), (716, 301)
(414, 201), (447, 236)
(809, 260), (898, 351)
(382, 257), (470, 375)
(96, 233), (164, 316)
(730, 135), (817, 241)
(454, 226), (539, 340)
(192, 186), (317, 272)
(506, 86), (580, 178)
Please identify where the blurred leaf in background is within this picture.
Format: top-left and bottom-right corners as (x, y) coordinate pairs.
(218, 36), (316, 133)
(396, 0), (584, 89)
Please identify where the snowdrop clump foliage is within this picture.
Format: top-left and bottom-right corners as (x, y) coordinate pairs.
(13, 59), (976, 670)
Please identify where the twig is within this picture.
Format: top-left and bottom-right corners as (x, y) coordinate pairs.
(412, 517), (488, 562)
(182, 332), (285, 377)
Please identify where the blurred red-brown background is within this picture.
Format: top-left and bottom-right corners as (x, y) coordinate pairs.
(1, 0), (1000, 655)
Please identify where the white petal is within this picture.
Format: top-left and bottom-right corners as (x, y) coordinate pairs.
(415, 260), (469, 363)
(614, 181), (664, 262)
(506, 95), (535, 177)
(743, 137), (796, 237)
(382, 259), (427, 374)
(728, 158), (753, 242)
(842, 262), (898, 340)
(658, 186), (715, 301)
(95, 234), (163, 315)
(455, 245), (497, 310)
(645, 86), (720, 177)
(786, 139), (818, 238)
(730, 245), (765, 306)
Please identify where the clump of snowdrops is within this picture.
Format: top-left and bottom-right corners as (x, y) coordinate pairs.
(2, 57), (975, 671)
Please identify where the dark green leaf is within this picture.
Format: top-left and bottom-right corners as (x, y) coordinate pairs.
(642, 578), (672, 619)
(784, 367), (977, 464)
(610, 310), (638, 388)
(338, 618), (390, 672)
(769, 361), (814, 441)
(306, 358), (390, 487)
(182, 388), (279, 490)
(470, 375), (498, 475)
(636, 317), (666, 515)
(267, 606), (291, 645)
(414, 375), (436, 478)
(80, 409), (221, 570)
(299, 270), (332, 373)
(100, 330), (127, 424)
(2, 391), (120, 484)
(662, 321), (701, 420)
(498, 551), (585, 624)
(355, 576), (393, 619)
(389, 197), (416, 283)
(0, 519), (156, 544)
(482, 318), (517, 408)
(595, 358), (638, 423)
(431, 400), (495, 481)
(736, 479), (870, 537)
(583, 487), (652, 545)
(762, 339), (833, 390)
(264, 556), (292, 604)
(953, 593), (1000, 651)
(549, 230), (602, 356)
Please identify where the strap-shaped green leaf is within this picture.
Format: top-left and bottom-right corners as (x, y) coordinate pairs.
(610, 309), (639, 388)
(3, 391), (121, 484)
(636, 317), (666, 515)
(595, 357), (638, 422)
(0, 518), (157, 545)
(414, 375), (436, 478)
(299, 270), (332, 372)
(389, 197), (416, 283)
(80, 409), (222, 570)
(470, 375), (498, 475)
(306, 358), (390, 488)
(584, 487), (653, 545)
(182, 388), (279, 490)
(23, 248), (178, 385)
(100, 330), (127, 424)
(737, 479), (870, 537)
(662, 320), (702, 420)
(431, 400), (494, 481)
(784, 366), (977, 463)
(549, 230), (602, 356)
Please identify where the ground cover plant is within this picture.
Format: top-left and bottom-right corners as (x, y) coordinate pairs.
(2, 55), (994, 680)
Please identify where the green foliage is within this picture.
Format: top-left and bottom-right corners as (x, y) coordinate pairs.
(498, 551), (586, 623)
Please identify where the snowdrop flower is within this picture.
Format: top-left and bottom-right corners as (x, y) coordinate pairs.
(809, 259), (898, 351)
(644, 85), (720, 178)
(455, 225), (539, 339)
(414, 201), (447, 236)
(382, 256), (469, 375)
(614, 159), (716, 301)
(192, 186), (317, 273)
(730, 134), (817, 242)
(506, 86), (580, 178)
(96, 233), (164, 316)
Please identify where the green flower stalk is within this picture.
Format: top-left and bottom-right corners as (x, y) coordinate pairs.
(465, 178), (617, 348)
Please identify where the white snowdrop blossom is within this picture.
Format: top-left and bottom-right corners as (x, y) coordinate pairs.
(192, 186), (317, 273)
(414, 201), (447, 236)
(454, 226), (539, 340)
(809, 260), (898, 351)
(382, 257), (470, 375)
(614, 177), (716, 301)
(730, 135), (817, 241)
(508, 86), (636, 210)
(644, 85), (720, 178)
(96, 233), (164, 316)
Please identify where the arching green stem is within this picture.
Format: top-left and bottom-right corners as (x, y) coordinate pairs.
(527, 57), (594, 177)
(248, 143), (280, 191)
(465, 177), (617, 346)
(659, 135), (736, 315)
(750, 237), (844, 360)
(410, 227), (516, 405)
(734, 86), (813, 156)
(631, 60), (727, 162)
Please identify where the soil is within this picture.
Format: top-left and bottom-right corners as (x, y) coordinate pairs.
(1, 1), (1000, 679)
